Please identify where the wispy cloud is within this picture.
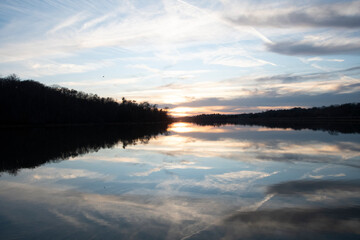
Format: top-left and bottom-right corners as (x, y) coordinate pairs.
(155, 46), (275, 67)
(0, 0), (258, 62)
(0, 0), (359, 110)
(48, 13), (87, 34)
(302, 57), (344, 63)
(59, 77), (139, 87)
(128, 64), (210, 79)
(26, 59), (115, 77)
(254, 65), (360, 83)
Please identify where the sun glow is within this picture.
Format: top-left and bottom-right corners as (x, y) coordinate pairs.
(169, 106), (236, 117)
(169, 122), (195, 133)
(169, 107), (195, 117)
(169, 122), (230, 133)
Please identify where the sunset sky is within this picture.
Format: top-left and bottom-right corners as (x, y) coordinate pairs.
(1, 0), (359, 116)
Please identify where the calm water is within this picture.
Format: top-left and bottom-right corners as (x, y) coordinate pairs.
(1, 123), (360, 239)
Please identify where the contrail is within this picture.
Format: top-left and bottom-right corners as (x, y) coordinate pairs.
(238, 194), (275, 212)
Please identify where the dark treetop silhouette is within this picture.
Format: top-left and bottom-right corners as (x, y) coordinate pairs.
(0, 74), (172, 125)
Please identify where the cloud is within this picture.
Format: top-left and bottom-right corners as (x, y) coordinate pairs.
(0, 0), (261, 64)
(157, 46), (276, 67)
(225, 1), (360, 29)
(177, 91), (360, 111)
(0, 0), (359, 109)
(59, 77), (139, 87)
(133, 69), (360, 108)
(255, 66), (360, 83)
(221, 1), (360, 56)
(156, 64), (360, 112)
(48, 13), (87, 34)
(302, 57), (344, 63)
(267, 40), (360, 56)
(127, 64), (210, 79)
(27, 59), (115, 77)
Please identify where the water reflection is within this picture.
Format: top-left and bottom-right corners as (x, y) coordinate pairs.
(189, 118), (360, 134)
(169, 122), (228, 133)
(203, 206), (360, 240)
(0, 123), (359, 239)
(0, 124), (168, 174)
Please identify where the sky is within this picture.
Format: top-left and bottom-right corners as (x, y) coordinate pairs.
(0, 0), (359, 116)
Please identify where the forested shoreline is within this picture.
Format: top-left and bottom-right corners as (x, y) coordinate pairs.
(180, 103), (360, 123)
(0, 75), (172, 125)
(179, 103), (360, 133)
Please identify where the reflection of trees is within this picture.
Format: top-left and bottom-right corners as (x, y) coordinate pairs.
(182, 117), (360, 134)
(192, 119), (360, 134)
(0, 124), (169, 175)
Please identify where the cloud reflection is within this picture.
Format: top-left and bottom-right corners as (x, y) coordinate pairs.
(199, 207), (360, 240)
(0, 181), (230, 240)
(131, 161), (212, 177)
(137, 123), (360, 168)
(29, 167), (114, 182)
(267, 179), (360, 203)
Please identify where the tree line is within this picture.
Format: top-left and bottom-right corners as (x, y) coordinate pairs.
(181, 103), (360, 123)
(179, 103), (360, 134)
(0, 74), (172, 125)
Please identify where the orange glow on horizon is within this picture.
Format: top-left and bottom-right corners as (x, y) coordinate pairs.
(169, 107), (196, 117)
(169, 105), (308, 117)
(168, 122), (230, 133)
(169, 122), (194, 133)
(169, 106), (235, 117)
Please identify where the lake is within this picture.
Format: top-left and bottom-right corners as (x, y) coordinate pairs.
(1, 122), (359, 239)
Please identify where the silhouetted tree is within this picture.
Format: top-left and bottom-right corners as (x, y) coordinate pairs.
(0, 75), (172, 125)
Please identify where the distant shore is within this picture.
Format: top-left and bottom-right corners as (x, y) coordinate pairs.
(177, 104), (360, 134)
(178, 116), (360, 123)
